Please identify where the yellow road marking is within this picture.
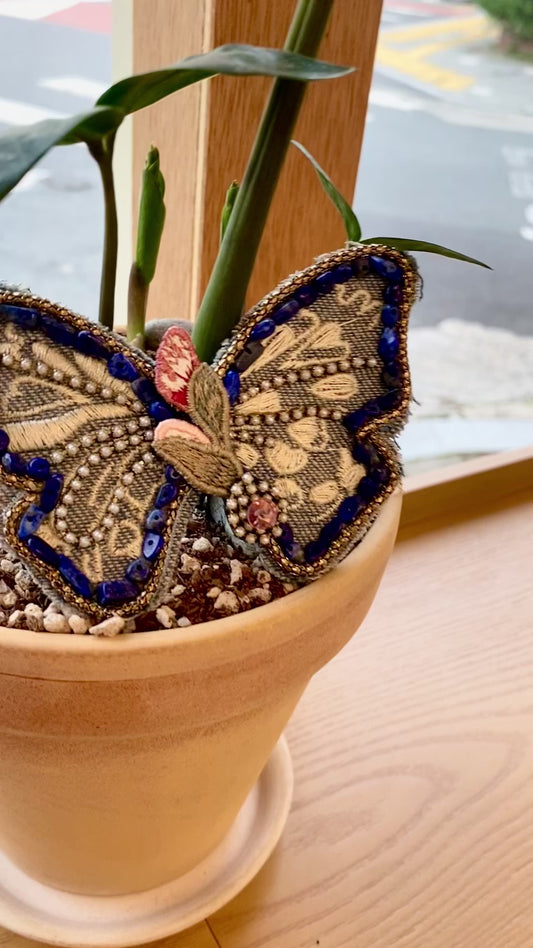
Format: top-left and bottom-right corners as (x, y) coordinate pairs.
(377, 15), (498, 93)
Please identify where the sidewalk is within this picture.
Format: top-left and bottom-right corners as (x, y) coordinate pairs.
(378, 2), (533, 122)
(401, 321), (533, 472)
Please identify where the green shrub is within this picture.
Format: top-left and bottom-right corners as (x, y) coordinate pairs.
(476, 0), (533, 40)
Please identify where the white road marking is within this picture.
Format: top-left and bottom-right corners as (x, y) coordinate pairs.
(502, 147), (533, 242)
(370, 82), (533, 133)
(508, 170), (533, 200)
(40, 76), (107, 100)
(0, 97), (65, 125)
(502, 145), (533, 168)
(0, 1), (77, 18)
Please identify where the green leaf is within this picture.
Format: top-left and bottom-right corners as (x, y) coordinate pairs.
(98, 44), (352, 115)
(360, 237), (491, 269)
(136, 145), (166, 284)
(0, 107), (123, 201)
(220, 181), (239, 245)
(292, 140), (362, 242)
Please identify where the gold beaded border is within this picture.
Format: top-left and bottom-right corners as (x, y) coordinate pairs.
(0, 290), (189, 620)
(214, 244), (419, 579)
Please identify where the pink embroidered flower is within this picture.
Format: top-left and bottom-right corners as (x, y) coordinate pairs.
(154, 419), (210, 445)
(155, 327), (200, 409)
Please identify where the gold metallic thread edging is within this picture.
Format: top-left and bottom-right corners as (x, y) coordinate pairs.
(215, 245), (417, 579)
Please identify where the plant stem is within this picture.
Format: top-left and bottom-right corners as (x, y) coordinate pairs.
(127, 263), (148, 345)
(88, 132), (118, 329)
(192, 0), (335, 362)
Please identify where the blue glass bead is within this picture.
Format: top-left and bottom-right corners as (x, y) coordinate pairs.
(17, 505), (46, 540)
(343, 409), (368, 431)
(154, 482), (178, 508)
(165, 465), (182, 484)
(384, 284), (402, 305)
(331, 265), (353, 284)
(249, 318), (275, 341)
(40, 473), (64, 513)
(148, 400), (175, 422)
(96, 579), (138, 607)
(223, 370), (240, 405)
(295, 283), (317, 306)
(370, 256), (403, 282)
(381, 305), (399, 327)
(377, 389), (400, 411)
(27, 535), (59, 567)
(277, 523), (300, 559)
(382, 361), (400, 388)
(234, 342), (263, 372)
(369, 465), (389, 487)
(2, 452), (26, 476)
(318, 518), (344, 546)
(357, 475), (380, 503)
(338, 495), (361, 524)
(378, 328), (399, 361)
(304, 538), (328, 564)
(76, 330), (109, 360)
(142, 531), (164, 561)
(0, 304), (40, 328)
(315, 271), (334, 294)
(42, 316), (77, 347)
(146, 509), (167, 532)
(352, 443), (371, 467)
(273, 300), (299, 325)
(0, 430), (9, 454)
(27, 456), (50, 480)
(365, 399), (381, 418)
(132, 377), (158, 405)
(125, 557), (152, 585)
(108, 352), (140, 382)
(58, 555), (93, 598)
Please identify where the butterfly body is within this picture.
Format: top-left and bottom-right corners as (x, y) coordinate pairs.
(0, 245), (418, 621)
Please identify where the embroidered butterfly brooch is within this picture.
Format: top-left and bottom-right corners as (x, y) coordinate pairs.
(0, 245), (418, 620)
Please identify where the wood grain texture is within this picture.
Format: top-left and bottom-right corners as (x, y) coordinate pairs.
(205, 455), (533, 947)
(0, 922), (218, 947)
(131, 0), (382, 323)
(132, 0), (210, 323)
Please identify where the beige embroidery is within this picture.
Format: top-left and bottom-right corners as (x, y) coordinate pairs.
(309, 481), (340, 505)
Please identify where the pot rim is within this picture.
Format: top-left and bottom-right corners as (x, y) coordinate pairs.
(0, 492), (401, 681)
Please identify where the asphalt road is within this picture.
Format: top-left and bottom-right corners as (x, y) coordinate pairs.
(0, 8), (531, 337)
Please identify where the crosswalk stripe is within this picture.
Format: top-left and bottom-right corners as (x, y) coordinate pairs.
(0, 1), (78, 19)
(39, 76), (107, 99)
(0, 97), (65, 125)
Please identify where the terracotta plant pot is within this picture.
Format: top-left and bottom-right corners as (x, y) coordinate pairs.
(0, 492), (401, 943)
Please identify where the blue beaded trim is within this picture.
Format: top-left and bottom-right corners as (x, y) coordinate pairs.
(216, 247), (413, 571)
(0, 300), (186, 615)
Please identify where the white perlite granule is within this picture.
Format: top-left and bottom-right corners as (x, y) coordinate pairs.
(24, 603), (44, 631)
(43, 613), (70, 634)
(191, 537), (214, 554)
(213, 590), (240, 614)
(229, 560), (243, 586)
(89, 615), (125, 637)
(68, 614), (91, 635)
(155, 605), (177, 629)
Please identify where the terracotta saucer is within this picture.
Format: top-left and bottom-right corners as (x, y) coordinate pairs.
(0, 737), (293, 947)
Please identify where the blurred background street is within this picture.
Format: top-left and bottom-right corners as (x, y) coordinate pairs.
(0, 0), (531, 468)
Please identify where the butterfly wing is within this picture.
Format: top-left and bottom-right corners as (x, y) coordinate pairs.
(212, 244), (418, 580)
(0, 291), (198, 619)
